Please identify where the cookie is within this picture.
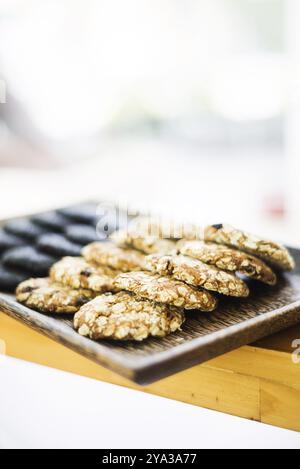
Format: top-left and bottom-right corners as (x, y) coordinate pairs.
(50, 257), (120, 293)
(65, 224), (106, 245)
(2, 246), (57, 276)
(114, 271), (218, 311)
(16, 278), (95, 314)
(0, 229), (26, 252)
(177, 240), (277, 286)
(204, 224), (295, 271)
(37, 234), (82, 257)
(82, 242), (146, 272)
(0, 265), (28, 292)
(31, 211), (70, 232)
(74, 291), (185, 341)
(110, 229), (176, 255)
(4, 219), (46, 241)
(145, 254), (250, 298)
(131, 216), (203, 240)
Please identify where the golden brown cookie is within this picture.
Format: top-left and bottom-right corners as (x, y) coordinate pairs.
(177, 240), (277, 286)
(50, 257), (119, 293)
(16, 278), (95, 314)
(204, 224), (295, 271)
(74, 292), (185, 341)
(114, 271), (218, 311)
(82, 242), (146, 272)
(110, 229), (176, 255)
(145, 254), (249, 298)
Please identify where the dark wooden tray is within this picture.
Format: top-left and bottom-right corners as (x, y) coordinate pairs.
(0, 209), (300, 385)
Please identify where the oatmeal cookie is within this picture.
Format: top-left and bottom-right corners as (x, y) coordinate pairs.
(114, 271), (217, 311)
(50, 257), (119, 293)
(204, 224), (295, 271)
(110, 229), (176, 255)
(82, 242), (146, 272)
(16, 278), (95, 314)
(146, 254), (249, 297)
(177, 240), (277, 285)
(74, 291), (185, 341)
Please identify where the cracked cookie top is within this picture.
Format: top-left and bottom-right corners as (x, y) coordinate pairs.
(204, 224), (295, 271)
(50, 257), (119, 293)
(16, 277), (96, 314)
(177, 240), (277, 286)
(74, 291), (185, 341)
(114, 271), (218, 311)
(82, 242), (146, 272)
(146, 254), (250, 298)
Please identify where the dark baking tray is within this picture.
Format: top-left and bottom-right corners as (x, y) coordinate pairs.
(0, 208), (300, 385)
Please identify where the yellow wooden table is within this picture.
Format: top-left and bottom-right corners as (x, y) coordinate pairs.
(1, 311), (300, 432)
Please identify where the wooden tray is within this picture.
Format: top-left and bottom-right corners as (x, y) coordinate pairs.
(1, 244), (300, 385)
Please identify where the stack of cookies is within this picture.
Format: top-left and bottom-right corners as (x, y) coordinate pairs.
(16, 218), (295, 343)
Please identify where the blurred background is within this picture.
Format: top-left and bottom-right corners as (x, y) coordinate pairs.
(0, 0), (298, 244)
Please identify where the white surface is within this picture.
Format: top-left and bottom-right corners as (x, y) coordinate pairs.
(0, 355), (299, 449)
